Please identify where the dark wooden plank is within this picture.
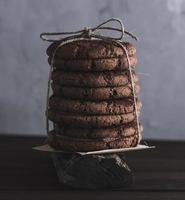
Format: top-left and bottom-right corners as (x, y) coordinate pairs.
(0, 135), (60, 189)
(1, 191), (185, 200)
(0, 134), (185, 193)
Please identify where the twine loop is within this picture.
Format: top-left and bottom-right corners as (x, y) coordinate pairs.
(41, 18), (141, 146)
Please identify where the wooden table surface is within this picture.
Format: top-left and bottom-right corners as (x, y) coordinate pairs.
(0, 135), (185, 200)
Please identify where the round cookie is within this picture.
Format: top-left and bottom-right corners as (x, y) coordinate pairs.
(48, 56), (137, 71)
(47, 110), (137, 128)
(51, 70), (138, 87)
(55, 122), (143, 139)
(48, 131), (139, 152)
(49, 96), (142, 115)
(47, 40), (136, 59)
(51, 83), (140, 100)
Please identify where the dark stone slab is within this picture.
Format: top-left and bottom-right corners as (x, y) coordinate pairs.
(52, 153), (133, 189)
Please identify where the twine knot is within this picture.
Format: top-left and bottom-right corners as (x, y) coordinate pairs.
(82, 27), (92, 38)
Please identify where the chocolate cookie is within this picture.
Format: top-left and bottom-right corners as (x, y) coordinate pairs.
(56, 122), (143, 139)
(48, 131), (139, 152)
(47, 40), (136, 59)
(47, 110), (137, 128)
(51, 70), (138, 87)
(48, 56), (137, 71)
(51, 83), (140, 100)
(49, 96), (142, 115)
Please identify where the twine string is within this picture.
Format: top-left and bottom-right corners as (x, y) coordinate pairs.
(42, 18), (141, 145)
(45, 38), (90, 135)
(113, 41), (141, 143)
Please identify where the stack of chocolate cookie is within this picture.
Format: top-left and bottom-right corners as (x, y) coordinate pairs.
(46, 40), (143, 152)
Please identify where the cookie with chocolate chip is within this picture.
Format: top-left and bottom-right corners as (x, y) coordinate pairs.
(51, 70), (138, 87)
(49, 56), (137, 71)
(47, 110), (137, 128)
(47, 40), (137, 71)
(47, 40), (136, 59)
(49, 96), (142, 115)
(51, 83), (139, 100)
(48, 131), (139, 152)
(55, 122), (143, 139)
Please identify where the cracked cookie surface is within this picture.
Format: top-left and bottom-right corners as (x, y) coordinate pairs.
(48, 56), (137, 71)
(47, 110), (137, 128)
(55, 122), (143, 139)
(51, 83), (140, 100)
(51, 70), (138, 87)
(48, 131), (139, 152)
(49, 96), (142, 115)
(47, 40), (136, 59)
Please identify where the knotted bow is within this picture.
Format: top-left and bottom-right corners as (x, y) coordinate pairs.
(40, 18), (138, 42)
